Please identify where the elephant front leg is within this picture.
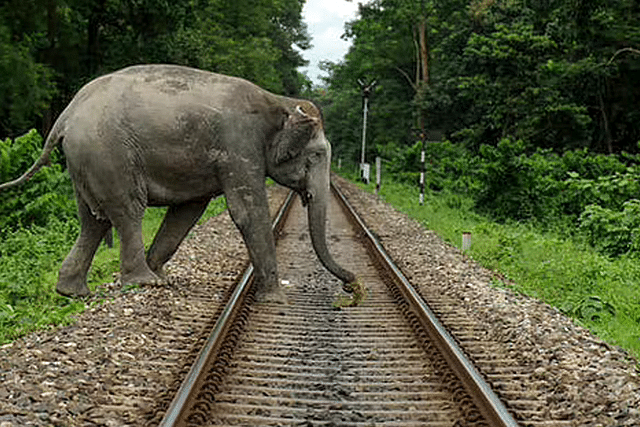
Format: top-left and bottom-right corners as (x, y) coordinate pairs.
(225, 185), (286, 304)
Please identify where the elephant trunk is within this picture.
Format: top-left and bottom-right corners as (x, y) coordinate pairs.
(306, 167), (357, 285)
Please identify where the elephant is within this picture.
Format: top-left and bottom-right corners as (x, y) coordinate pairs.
(0, 64), (357, 303)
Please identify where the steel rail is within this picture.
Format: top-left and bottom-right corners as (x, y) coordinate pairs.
(331, 179), (520, 427)
(159, 182), (519, 426)
(158, 190), (296, 427)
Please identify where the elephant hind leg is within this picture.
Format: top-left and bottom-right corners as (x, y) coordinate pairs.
(146, 200), (209, 278)
(110, 211), (161, 287)
(57, 196), (111, 297)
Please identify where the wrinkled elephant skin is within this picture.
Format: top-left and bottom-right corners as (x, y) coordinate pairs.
(0, 65), (356, 302)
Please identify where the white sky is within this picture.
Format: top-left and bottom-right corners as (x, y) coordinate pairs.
(299, 0), (362, 85)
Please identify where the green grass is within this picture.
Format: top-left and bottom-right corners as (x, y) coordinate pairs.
(343, 171), (640, 358)
(0, 197), (227, 344)
(88, 198), (228, 290)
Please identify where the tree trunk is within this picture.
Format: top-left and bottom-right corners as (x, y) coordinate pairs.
(418, 17), (429, 86)
(87, 0), (107, 76)
(43, 0), (57, 136)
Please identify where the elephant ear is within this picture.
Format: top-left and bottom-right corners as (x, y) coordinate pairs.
(272, 103), (321, 165)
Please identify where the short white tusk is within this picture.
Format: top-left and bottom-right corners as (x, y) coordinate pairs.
(296, 105), (308, 117)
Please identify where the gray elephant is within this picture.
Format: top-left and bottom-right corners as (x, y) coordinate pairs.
(0, 64), (356, 302)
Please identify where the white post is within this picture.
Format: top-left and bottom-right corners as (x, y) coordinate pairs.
(462, 232), (472, 251)
(360, 96), (368, 169)
(375, 156), (381, 194)
(362, 163), (370, 184)
(420, 148), (425, 205)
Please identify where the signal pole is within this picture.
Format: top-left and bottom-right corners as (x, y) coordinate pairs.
(358, 79), (376, 183)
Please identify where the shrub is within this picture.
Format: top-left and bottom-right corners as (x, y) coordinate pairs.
(474, 138), (566, 223)
(578, 199), (640, 257)
(472, 138), (640, 232)
(0, 130), (76, 236)
(564, 168), (640, 217)
(382, 140), (481, 194)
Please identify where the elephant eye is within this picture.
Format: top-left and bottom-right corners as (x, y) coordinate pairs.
(307, 151), (323, 166)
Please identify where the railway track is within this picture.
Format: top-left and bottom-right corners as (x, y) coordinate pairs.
(1, 179), (637, 426)
(156, 182), (520, 427)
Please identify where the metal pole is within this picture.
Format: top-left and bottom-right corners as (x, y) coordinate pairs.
(375, 156), (381, 194)
(361, 96), (368, 167)
(420, 135), (426, 205)
(358, 79), (376, 182)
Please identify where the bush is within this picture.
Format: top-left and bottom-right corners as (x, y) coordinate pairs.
(579, 200), (640, 257)
(474, 138), (566, 223)
(382, 140), (481, 195)
(366, 133), (640, 260)
(0, 24), (55, 137)
(472, 138), (640, 232)
(564, 168), (640, 217)
(0, 130), (76, 236)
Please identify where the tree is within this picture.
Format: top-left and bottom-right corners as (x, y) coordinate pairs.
(320, 0), (423, 165)
(0, 0), (311, 138)
(323, 0), (640, 156)
(0, 22), (55, 137)
(166, 0), (310, 95)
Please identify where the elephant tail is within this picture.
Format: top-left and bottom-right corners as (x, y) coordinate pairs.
(0, 120), (65, 192)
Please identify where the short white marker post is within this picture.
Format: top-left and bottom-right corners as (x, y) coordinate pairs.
(375, 156), (381, 194)
(419, 149), (425, 205)
(462, 232), (472, 251)
(362, 163), (370, 184)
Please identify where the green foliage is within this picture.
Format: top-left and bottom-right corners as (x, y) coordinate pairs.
(0, 217), (84, 342)
(470, 137), (640, 228)
(343, 172), (640, 357)
(565, 168), (640, 213)
(0, 24), (55, 137)
(381, 139), (480, 195)
(579, 200), (640, 258)
(0, 0), (311, 138)
(0, 130), (76, 235)
(368, 129), (640, 265)
(474, 138), (567, 222)
(171, 0), (310, 95)
(323, 0), (640, 160)
(561, 296), (617, 324)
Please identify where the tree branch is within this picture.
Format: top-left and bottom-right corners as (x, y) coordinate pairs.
(606, 47), (640, 66)
(395, 66), (417, 91)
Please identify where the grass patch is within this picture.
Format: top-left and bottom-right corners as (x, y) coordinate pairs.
(0, 197), (227, 345)
(87, 198), (227, 289)
(333, 279), (368, 308)
(341, 171), (640, 358)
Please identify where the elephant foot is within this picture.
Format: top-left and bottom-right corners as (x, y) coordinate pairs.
(342, 282), (355, 293)
(121, 269), (164, 287)
(56, 279), (91, 298)
(154, 267), (169, 282)
(255, 285), (288, 305)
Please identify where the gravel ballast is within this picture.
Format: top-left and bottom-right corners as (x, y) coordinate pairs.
(333, 175), (640, 426)
(0, 179), (638, 426)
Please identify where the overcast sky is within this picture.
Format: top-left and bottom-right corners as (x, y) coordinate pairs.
(299, 0), (363, 85)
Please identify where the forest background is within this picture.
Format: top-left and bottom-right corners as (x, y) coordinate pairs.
(318, 0), (640, 356)
(320, 0), (640, 258)
(2, 0), (640, 356)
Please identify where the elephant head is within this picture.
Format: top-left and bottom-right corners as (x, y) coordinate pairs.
(267, 100), (356, 286)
